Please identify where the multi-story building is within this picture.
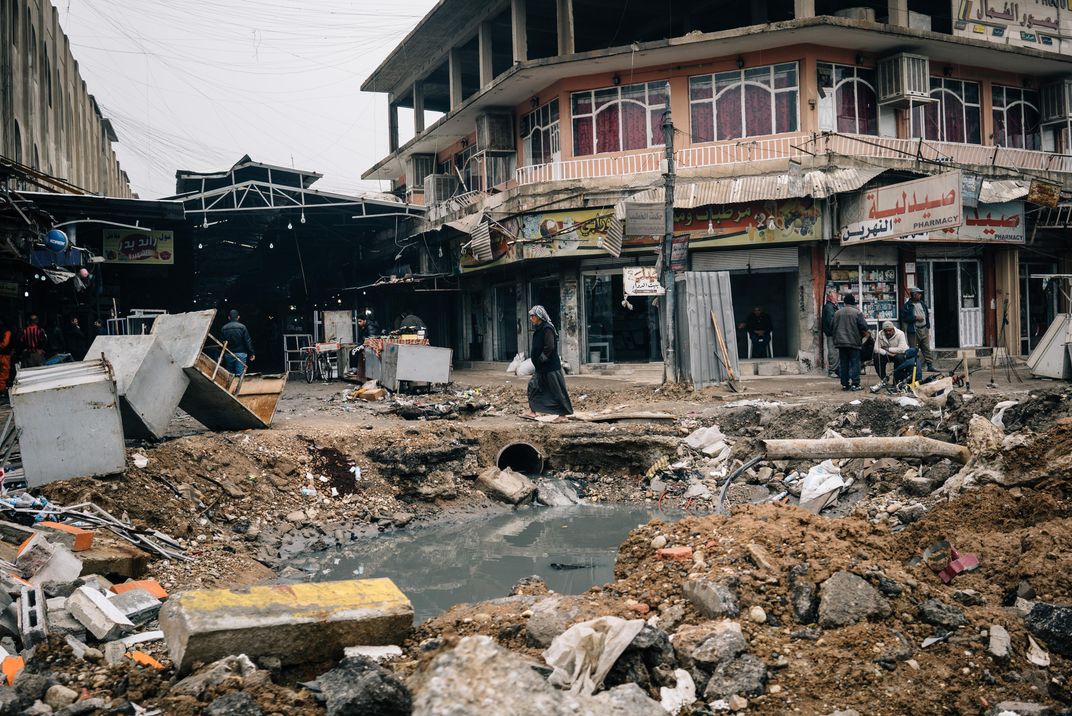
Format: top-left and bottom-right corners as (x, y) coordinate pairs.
(363, 1), (1072, 374)
(1, 0), (131, 196)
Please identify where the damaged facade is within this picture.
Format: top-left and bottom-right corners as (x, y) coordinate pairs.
(362, 0), (1072, 377)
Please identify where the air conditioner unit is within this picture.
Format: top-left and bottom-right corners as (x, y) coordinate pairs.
(876, 53), (934, 107)
(1041, 78), (1072, 123)
(476, 110), (514, 152)
(424, 174), (460, 205)
(405, 154), (436, 191)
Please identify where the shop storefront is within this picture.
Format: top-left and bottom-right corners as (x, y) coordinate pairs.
(824, 244), (900, 333)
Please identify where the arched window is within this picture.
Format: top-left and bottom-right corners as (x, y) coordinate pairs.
(571, 81), (667, 155)
(44, 53), (52, 107)
(12, 120), (22, 164)
(28, 23), (35, 71)
(817, 62), (878, 135)
(521, 99), (559, 166)
(911, 77), (981, 144)
(689, 63), (799, 143)
(993, 85), (1041, 150)
(32, 144), (40, 170)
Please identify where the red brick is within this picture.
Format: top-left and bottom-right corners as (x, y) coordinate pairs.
(656, 546), (693, 561)
(112, 579), (168, 600)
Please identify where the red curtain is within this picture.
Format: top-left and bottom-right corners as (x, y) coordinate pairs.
(596, 107), (620, 153)
(744, 85), (772, 137)
(856, 85), (877, 135)
(943, 95), (965, 142)
(573, 116), (594, 156)
(621, 103), (647, 150)
(691, 103), (714, 143)
(716, 87), (742, 140)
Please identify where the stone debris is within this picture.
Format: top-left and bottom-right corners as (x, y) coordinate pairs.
(475, 466), (536, 505)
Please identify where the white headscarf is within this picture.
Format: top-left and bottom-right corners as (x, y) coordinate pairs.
(528, 305), (555, 332)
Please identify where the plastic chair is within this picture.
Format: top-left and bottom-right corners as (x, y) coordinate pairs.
(747, 331), (774, 359)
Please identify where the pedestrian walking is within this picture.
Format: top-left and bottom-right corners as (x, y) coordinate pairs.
(221, 310), (256, 376)
(521, 305), (573, 421)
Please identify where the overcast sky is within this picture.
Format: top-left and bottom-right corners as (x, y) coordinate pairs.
(55, 0), (437, 199)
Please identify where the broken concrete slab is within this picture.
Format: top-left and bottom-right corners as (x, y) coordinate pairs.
(84, 334), (190, 441)
(16, 534), (83, 587)
(11, 360), (126, 487)
(160, 578), (413, 672)
(107, 588), (161, 625)
(65, 586), (135, 641)
(818, 571), (891, 628)
(475, 466), (535, 505)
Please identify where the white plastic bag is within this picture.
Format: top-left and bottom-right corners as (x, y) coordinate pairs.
(517, 358), (536, 376)
(506, 352), (525, 374)
(544, 617), (646, 695)
(798, 460), (845, 514)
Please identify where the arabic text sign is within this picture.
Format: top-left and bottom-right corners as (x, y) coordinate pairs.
(953, 0), (1072, 55)
(840, 172), (962, 244)
(624, 203), (665, 236)
(895, 202), (1026, 244)
(623, 267), (665, 296)
(103, 229), (175, 265)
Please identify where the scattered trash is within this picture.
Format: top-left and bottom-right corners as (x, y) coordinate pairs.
(1026, 635), (1051, 667)
(798, 461), (845, 514)
(132, 454), (149, 469)
(544, 616), (646, 695)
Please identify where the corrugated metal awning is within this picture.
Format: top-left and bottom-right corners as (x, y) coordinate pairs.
(979, 179), (1030, 204)
(444, 212), (485, 233)
(618, 167), (886, 211)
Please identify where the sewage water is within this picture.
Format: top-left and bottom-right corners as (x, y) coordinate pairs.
(311, 504), (686, 623)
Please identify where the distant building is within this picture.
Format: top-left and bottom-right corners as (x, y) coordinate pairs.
(0, 0), (131, 196)
(362, 0), (1072, 374)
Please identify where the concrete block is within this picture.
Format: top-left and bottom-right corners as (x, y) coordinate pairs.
(111, 579), (166, 600)
(16, 586), (47, 646)
(475, 466), (535, 505)
(15, 534), (83, 587)
(65, 586), (134, 641)
(756, 362), (782, 377)
(45, 608), (85, 640)
(160, 578), (413, 673)
(103, 641), (126, 666)
(78, 575), (114, 594)
(37, 523), (94, 552)
(107, 588), (161, 625)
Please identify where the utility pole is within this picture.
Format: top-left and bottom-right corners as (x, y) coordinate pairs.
(661, 87), (678, 383)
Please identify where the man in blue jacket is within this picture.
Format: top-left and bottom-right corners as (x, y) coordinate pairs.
(900, 287), (934, 372)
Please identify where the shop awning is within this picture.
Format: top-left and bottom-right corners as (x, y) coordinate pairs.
(617, 167), (887, 210)
(978, 179), (1030, 204)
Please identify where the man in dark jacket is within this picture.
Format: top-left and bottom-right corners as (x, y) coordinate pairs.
(738, 306), (774, 357)
(356, 312), (379, 342)
(900, 287), (934, 372)
(221, 310), (255, 376)
(63, 317), (88, 361)
(832, 293), (871, 391)
(821, 289), (840, 378)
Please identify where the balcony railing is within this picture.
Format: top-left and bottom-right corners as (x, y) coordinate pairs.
(513, 132), (1072, 186)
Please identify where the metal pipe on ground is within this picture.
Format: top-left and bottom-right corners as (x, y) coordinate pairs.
(761, 436), (971, 464)
(497, 442), (544, 475)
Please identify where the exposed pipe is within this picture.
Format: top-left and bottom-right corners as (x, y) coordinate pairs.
(497, 442), (544, 475)
(762, 436), (970, 464)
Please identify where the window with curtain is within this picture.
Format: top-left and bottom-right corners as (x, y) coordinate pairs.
(992, 85), (1041, 150)
(521, 99), (560, 166)
(816, 62), (877, 135)
(571, 81), (667, 156)
(911, 77), (982, 144)
(689, 62), (798, 142)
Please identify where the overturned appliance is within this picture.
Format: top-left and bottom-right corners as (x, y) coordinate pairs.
(151, 310), (287, 430)
(11, 360), (127, 487)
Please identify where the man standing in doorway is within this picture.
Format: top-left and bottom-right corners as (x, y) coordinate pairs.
(821, 290), (840, 378)
(832, 293), (871, 391)
(20, 315), (47, 367)
(900, 287), (934, 372)
(221, 310), (255, 376)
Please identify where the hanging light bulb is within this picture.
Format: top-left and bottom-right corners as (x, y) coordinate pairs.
(198, 242), (203, 249)
(287, 221), (293, 230)
(300, 212), (306, 224)
(269, 242), (274, 249)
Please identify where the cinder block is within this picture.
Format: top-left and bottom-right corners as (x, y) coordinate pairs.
(111, 579), (166, 600)
(107, 588), (161, 625)
(756, 362), (783, 376)
(15, 534), (83, 587)
(65, 586), (134, 641)
(37, 523), (94, 552)
(16, 586), (47, 646)
(160, 578), (413, 673)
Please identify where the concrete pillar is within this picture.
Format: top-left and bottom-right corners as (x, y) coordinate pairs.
(511, 0), (527, 63)
(556, 0), (574, 56)
(887, 0), (909, 26)
(387, 95), (399, 152)
(559, 269), (580, 371)
(478, 22), (494, 88)
(794, 0), (815, 19)
(413, 82), (425, 135)
(448, 47), (463, 110)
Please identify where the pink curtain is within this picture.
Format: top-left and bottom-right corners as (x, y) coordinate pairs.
(856, 85), (877, 135)
(573, 116), (593, 156)
(942, 95), (965, 142)
(776, 92), (797, 133)
(596, 107), (620, 153)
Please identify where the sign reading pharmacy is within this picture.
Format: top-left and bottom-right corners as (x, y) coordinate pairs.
(103, 230), (175, 265)
(954, 0), (1072, 55)
(839, 172), (963, 244)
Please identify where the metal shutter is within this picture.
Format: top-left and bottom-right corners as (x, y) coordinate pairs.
(691, 247), (799, 272)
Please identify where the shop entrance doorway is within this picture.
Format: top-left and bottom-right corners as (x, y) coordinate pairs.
(919, 260), (983, 348)
(1020, 261), (1058, 355)
(494, 283), (518, 361)
(729, 271), (797, 359)
(581, 271), (660, 364)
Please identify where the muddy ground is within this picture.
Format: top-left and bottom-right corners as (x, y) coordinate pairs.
(22, 371), (1072, 714)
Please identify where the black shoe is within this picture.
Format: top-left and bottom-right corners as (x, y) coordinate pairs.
(841, 386), (850, 391)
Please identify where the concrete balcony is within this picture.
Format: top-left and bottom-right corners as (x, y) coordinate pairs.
(514, 132), (1072, 187)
